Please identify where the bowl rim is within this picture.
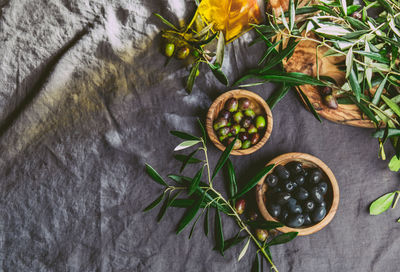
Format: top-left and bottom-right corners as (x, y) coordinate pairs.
(256, 152), (340, 236)
(206, 89), (273, 156)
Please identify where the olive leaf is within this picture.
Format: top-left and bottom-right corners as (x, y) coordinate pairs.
(371, 75), (388, 105)
(389, 156), (400, 172)
(345, 47), (353, 79)
(157, 193), (171, 221)
(340, 0), (347, 16)
(215, 209), (224, 255)
(143, 192), (165, 212)
(154, 13), (179, 31)
(174, 154), (202, 165)
(216, 31), (225, 67)
(267, 83), (291, 109)
(251, 253), (260, 272)
(381, 95), (400, 118)
(298, 87), (322, 123)
(258, 39), (282, 65)
(204, 207), (209, 236)
(170, 130), (199, 141)
(208, 62), (229, 86)
(226, 159), (238, 203)
(259, 40), (299, 73)
(238, 237), (251, 261)
(369, 192), (397, 215)
(179, 149), (201, 173)
(188, 165), (204, 196)
(246, 220), (284, 230)
(219, 233), (248, 252)
(186, 62), (200, 94)
(349, 97), (378, 125)
(289, 0), (295, 31)
(373, 129), (400, 139)
(176, 192), (206, 234)
(197, 118), (207, 144)
(233, 164), (275, 199)
(174, 140), (201, 151)
(348, 68), (361, 102)
(267, 232), (298, 246)
(212, 135), (238, 180)
(145, 164), (168, 186)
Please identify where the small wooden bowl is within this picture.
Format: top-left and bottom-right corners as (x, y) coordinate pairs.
(206, 89), (273, 156)
(256, 153), (339, 236)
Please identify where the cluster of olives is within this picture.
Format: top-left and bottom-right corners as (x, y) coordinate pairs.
(164, 42), (191, 60)
(213, 97), (267, 150)
(265, 162), (330, 228)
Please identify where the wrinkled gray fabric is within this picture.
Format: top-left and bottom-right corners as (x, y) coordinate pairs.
(0, 0), (399, 271)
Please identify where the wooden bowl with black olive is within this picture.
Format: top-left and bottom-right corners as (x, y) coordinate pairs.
(206, 89), (273, 156)
(256, 153), (339, 236)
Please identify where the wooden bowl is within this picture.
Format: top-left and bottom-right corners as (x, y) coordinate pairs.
(206, 89), (273, 156)
(256, 153), (339, 236)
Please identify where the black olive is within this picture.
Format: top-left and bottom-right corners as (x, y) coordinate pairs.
(308, 169), (323, 184)
(238, 98), (250, 110)
(282, 180), (296, 192)
(241, 117), (252, 128)
(238, 132), (249, 142)
(213, 117), (228, 131)
(279, 209), (289, 222)
(311, 206), (327, 223)
(318, 182), (328, 195)
(310, 187), (324, 203)
(219, 110), (231, 120)
(250, 133), (260, 145)
(225, 98), (238, 112)
(267, 203), (281, 218)
(268, 186), (282, 195)
(286, 161), (303, 175)
(303, 200), (316, 213)
(286, 198), (297, 208)
(303, 213), (312, 226)
(274, 165), (290, 180)
(286, 214), (305, 228)
(319, 201), (327, 208)
(320, 86), (332, 96)
(265, 174), (279, 187)
(275, 192), (291, 205)
(295, 187), (309, 201)
(287, 200), (302, 214)
(293, 175), (305, 186)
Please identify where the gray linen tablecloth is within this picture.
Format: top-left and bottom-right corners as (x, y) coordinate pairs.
(0, 0), (399, 271)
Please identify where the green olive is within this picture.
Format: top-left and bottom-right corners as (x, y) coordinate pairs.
(244, 109), (256, 119)
(255, 115), (266, 129)
(241, 140), (251, 149)
(213, 118), (228, 131)
(195, 69), (200, 77)
(255, 229), (268, 242)
(238, 98), (250, 110)
(230, 124), (241, 135)
(226, 137), (242, 149)
(164, 43), (175, 57)
(241, 117), (252, 128)
(225, 98), (238, 112)
(176, 47), (190, 59)
(239, 128), (246, 133)
(217, 127), (230, 136)
(232, 111), (244, 123)
(247, 124), (258, 134)
(219, 135), (228, 142)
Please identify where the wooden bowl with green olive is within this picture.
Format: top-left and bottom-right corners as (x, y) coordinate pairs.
(206, 89), (273, 156)
(256, 153), (339, 236)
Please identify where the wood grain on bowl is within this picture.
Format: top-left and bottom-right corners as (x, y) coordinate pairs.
(256, 153), (339, 236)
(206, 89), (273, 156)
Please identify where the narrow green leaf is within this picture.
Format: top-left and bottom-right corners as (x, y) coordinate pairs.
(347, 5), (361, 15)
(212, 135), (238, 180)
(298, 88), (322, 122)
(174, 154), (202, 165)
(157, 193), (170, 221)
(283, 6), (319, 16)
(376, 0), (394, 14)
(340, 0), (347, 16)
(189, 166), (204, 196)
(197, 118), (207, 144)
(345, 47), (353, 79)
(372, 75), (388, 105)
(227, 159), (238, 203)
(382, 95), (400, 118)
(349, 68), (361, 102)
(389, 155), (400, 172)
(216, 31), (225, 66)
(289, 0), (295, 31)
(312, 4), (338, 16)
(145, 164), (168, 186)
(267, 83), (291, 109)
(192, 32), (218, 46)
(167, 174), (189, 184)
(267, 232), (298, 246)
(186, 62), (200, 94)
(349, 97), (378, 124)
(247, 70), (326, 87)
(265, 246), (273, 262)
(189, 212), (203, 239)
(280, 6), (289, 31)
(143, 193), (165, 212)
(220, 234), (247, 252)
(260, 40), (300, 73)
(397, 218), (400, 223)
(179, 149), (200, 173)
(258, 40), (282, 65)
(246, 220), (284, 230)
(204, 207), (210, 236)
(379, 35), (400, 48)
(170, 131), (200, 141)
(176, 192), (206, 234)
(215, 209), (224, 255)
(369, 192), (397, 215)
(154, 13), (179, 31)
(238, 238), (251, 261)
(208, 62), (229, 86)
(170, 198), (197, 208)
(233, 164), (275, 199)
(174, 140), (201, 151)
(251, 253), (261, 272)
(337, 97), (354, 104)
(353, 51), (390, 64)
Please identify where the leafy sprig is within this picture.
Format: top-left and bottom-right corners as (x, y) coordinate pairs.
(369, 190), (400, 222)
(144, 120), (298, 272)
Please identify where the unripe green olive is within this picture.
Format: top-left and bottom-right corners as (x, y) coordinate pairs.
(219, 135), (228, 142)
(219, 110), (231, 120)
(241, 140), (251, 149)
(235, 198), (246, 214)
(225, 98), (238, 112)
(196, 69), (200, 77)
(247, 124), (258, 134)
(255, 229), (268, 242)
(244, 109), (256, 119)
(218, 127), (230, 136)
(232, 111), (244, 123)
(250, 133), (260, 145)
(230, 124), (241, 136)
(255, 115), (266, 129)
(164, 43), (175, 57)
(238, 98), (251, 110)
(176, 47), (190, 59)
(213, 117), (228, 131)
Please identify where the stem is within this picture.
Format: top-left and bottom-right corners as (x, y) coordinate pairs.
(392, 191), (400, 209)
(201, 139), (213, 188)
